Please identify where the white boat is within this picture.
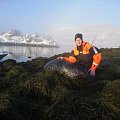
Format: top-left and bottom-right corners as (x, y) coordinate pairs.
(0, 51), (9, 60)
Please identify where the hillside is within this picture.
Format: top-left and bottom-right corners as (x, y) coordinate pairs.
(0, 48), (120, 120)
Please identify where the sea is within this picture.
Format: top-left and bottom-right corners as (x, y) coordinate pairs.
(0, 45), (74, 62)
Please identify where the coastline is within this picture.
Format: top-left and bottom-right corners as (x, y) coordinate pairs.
(0, 42), (58, 47)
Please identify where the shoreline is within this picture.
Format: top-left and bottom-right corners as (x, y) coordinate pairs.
(0, 42), (58, 48)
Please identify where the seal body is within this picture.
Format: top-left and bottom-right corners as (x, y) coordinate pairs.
(44, 59), (89, 79)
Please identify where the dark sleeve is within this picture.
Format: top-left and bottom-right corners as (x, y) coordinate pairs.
(71, 50), (74, 56)
(89, 46), (101, 56)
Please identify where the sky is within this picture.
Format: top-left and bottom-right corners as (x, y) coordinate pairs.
(0, 0), (120, 32)
(0, 0), (120, 34)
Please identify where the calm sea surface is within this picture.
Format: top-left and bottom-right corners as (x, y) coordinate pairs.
(0, 45), (73, 62)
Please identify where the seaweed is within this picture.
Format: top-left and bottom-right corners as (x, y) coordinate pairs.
(0, 48), (120, 120)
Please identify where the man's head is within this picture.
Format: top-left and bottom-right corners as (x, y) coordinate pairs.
(74, 33), (83, 46)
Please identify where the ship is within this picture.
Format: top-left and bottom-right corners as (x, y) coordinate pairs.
(0, 51), (9, 60)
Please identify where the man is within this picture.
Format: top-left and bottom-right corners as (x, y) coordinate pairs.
(57, 33), (102, 77)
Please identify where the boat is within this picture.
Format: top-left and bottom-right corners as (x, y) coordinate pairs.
(0, 51), (9, 60)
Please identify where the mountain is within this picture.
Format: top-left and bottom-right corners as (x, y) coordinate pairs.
(0, 32), (56, 47)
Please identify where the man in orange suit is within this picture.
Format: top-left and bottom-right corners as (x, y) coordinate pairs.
(58, 33), (102, 77)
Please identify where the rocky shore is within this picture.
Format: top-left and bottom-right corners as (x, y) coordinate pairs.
(0, 48), (120, 120)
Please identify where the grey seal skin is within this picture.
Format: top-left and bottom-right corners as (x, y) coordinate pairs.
(44, 59), (89, 79)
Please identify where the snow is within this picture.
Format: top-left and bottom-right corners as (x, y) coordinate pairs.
(0, 32), (57, 47)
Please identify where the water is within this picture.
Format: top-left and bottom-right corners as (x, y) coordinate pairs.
(0, 45), (73, 62)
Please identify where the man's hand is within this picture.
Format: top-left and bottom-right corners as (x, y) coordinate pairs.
(89, 69), (95, 77)
(57, 56), (65, 60)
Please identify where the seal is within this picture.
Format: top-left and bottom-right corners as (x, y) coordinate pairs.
(44, 59), (89, 79)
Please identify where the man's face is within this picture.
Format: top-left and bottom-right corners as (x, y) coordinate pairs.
(75, 38), (82, 46)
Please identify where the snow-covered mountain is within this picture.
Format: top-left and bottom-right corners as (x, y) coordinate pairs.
(1, 25), (120, 48)
(0, 32), (56, 47)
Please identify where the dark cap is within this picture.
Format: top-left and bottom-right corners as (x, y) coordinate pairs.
(75, 33), (83, 41)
